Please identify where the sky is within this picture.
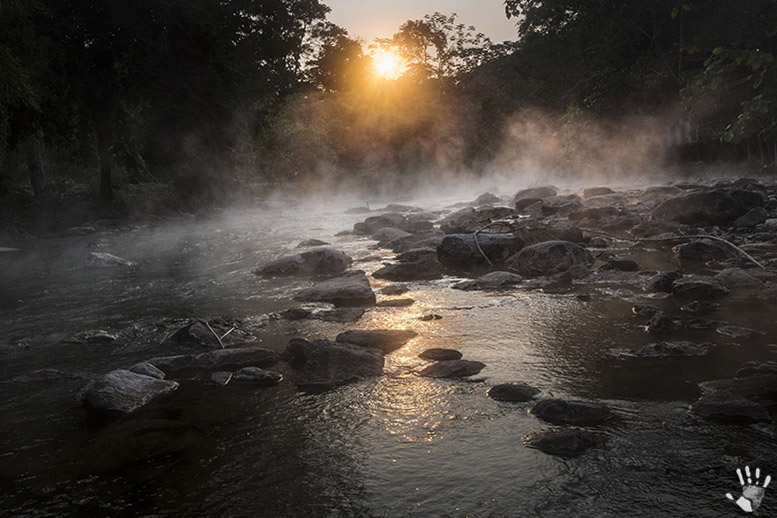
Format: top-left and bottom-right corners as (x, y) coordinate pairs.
(325, 0), (519, 45)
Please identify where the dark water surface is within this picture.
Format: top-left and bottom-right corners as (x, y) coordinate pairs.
(1, 195), (777, 517)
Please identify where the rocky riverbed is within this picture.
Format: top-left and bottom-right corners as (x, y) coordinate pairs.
(3, 176), (777, 516)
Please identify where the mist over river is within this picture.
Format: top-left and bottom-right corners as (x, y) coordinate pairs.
(2, 182), (777, 517)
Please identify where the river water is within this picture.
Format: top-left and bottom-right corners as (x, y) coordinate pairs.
(1, 191), (776, 517)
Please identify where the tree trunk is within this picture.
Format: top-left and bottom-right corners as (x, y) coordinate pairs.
(97, 125), (113, 201)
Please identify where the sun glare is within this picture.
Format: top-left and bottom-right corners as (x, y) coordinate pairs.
(373, 49), (405, 80)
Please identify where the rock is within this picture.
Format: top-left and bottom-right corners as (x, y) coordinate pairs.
(256, 248), (352, 276)
(452, 271), (523, 291)
(66, 225), (97, 235)
(233, 367), (283, 386)
(652, 188), (766, 226)
(284, 338), (384, 391)
(210, 371), (233, 386)
(373, 258), (443, 281)
(297, 239), (330, 247)
(734, 206), (769, 227)
(506, 240), (593, 277)
(129, 362), (166, 379)
(387, 229), (446, 253)
(85, 252), (137, 267)
(148, 347), (279, 373)
(685, 319), (727, 330)
(379, 284), (409, 295)
(418, 348), (462, 361)
(513, 225), (585, 244)
(569, 206), (620, 221)
(716, 325), (764, 339)
(353, 213), (407, 235)
(583, 187), (616, 198)
(530, 399), (614, 426)
(474, 192), (502, 205)
(523, 428), (604, 457)
(643, 270), (682, 293)
(419, 359), (485, 378)
(62, 329), (117, 344)
(537, 196), (583, 216)
(439, 207), (491, 234)
(645, 314), (679, 334)
(487, 382), (540, 402)
(680, 300), (720, 314)
(632, 304), (660, 318)
(295, 271), (376, 307)
(737, 361), (777, 378)
(279, 305), (365, 323)
(80, 370), (179, 415)
(169, 319), (252, 347)
(640, 185), (684, 202)
(515, 198), (542, 211)
(514, 186), (557, 201)
(765, 218), (777, 229)
(437, 233), (524, 271)
(690, 391), (771, 423)
(345, 206), (371, 214)
(673, 239), (734, 262)
(335, 329), (417, 354)
(373, 227), (411, 243)
(598, 255), (640, 272)
(376, 298), (415, 307)
(419, 313), (442, 321)
(589, 237), (610, 248)
(671, 276), (729, 299)
(714, 268), (763, 289)
(380, 203), (422, 213)
(611, 341), (709, 358)
(395, 247), (438, 263)
(699, 374), (777, 405)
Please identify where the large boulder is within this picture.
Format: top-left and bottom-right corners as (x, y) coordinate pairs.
(255, 248), (352, 276)
(419, 359), (485, 378)
(373, 257), (443, 281)
(530, 399), (614, 426)
(148, 347), (279, 373)
(295, 271), (376, 307)
(284, 338), (384, 391)
(437, 233), (523, 271)
(652, 188), (766, 226)
(506, 240), (593, 277)
(335, 329), (417, 354)
(80, 370), (179, 415)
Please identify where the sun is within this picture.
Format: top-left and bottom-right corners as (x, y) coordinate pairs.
(372, 49), (405, 80)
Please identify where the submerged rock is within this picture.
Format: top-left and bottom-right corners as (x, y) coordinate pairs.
(530, 399), (614, 426)
(506, 241), (593, 277)
(419, 359), (485, 378)
(737, 361), (777, 378)
(716, 325), (764, 339)
(81, 370), (179, 415)
(487, 382), (540, 402)
(256, 248), (352, 276)
(285, 338), (384, 391)
(418, 348), (462, 361)
(376, 298), (415, 307)
(335, 329), (417, 354)
(680, 300), (720, 314)
(295, 271), (376, 307)
(62, 329), (117, 344)
(148, 347), (279, 373)
(523, 428), (604, 457)
(373, 257), (443, 281)
(452, 271), (523, 291)
(699, 374), (777, 405)
(233, 367), (283, 386)
(279, 305), (365, 323)
(690, 391), (771, 423)
(379, 284), (410, 295)
(611, 341), (709, 358)
(437, 233), (523, 271)
(85, 252), (137, 268)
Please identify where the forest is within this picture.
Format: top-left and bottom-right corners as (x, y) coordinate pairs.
(1, 0), (776, 223)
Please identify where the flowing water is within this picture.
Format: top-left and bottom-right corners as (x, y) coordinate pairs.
(1, 193), (777, 517)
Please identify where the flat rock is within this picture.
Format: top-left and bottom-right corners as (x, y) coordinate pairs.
(487, 382), (540, 402)
(699, 374), (777, 405)
(336, 329), (417, 354)
(80, 369), (179, 415)
(452, 271), (523, 291)
(506, 241), (593, 277)
(671, 276), (729, 299)
(295, 271), (376, 307)
(690, 391), (772, 423)
(437, 233), (524, 271)
(418, 348), (462, 361)
(530, 399), (614, 426)
(285, 338), (384, 391)
(256, 248), (352, 276)
(85, 252), (137, 268)
(395, 247), (438, 263)
(373, 258), (443, 281)
(419, 359), (485, 378)
(129, 362), (166, 379)
(297, 239), (330, 247)
(379, 284), (409, 295)
(148, 347), (279, 373)
(611, 341), (709, 358)
(523, 428), (604, 457)
(233, 367), (283, 386)
(737, 361), (777, 378)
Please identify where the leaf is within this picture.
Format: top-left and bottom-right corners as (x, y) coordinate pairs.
(683, 4), (692, 11)
(671, 7), (678, 19)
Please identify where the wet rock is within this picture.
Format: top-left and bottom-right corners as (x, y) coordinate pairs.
(612, 341), (709, 358)
(673, 238), (734, 263)
(169, 319), (252, 347)
(380, 203), (422, 213)
(643, 271), (682, 293)
(699, 374), (777, 405)
(336, 329), (417, 354)
(395, 247), (438, 263)
(437, 233), (523, 271)
(645, 314), (679, 334)
(233, 367), (283, 386)
(714, 268), (763, 289)
(419, 359), (486, 378)
(716, 325), (764, 339)
(523, 428), (604, 457)
(148, 347), (279, 373)
(538, 196), (583, 216)
(376, 298), (415, 307)
(513, 225), (585, 244)
(640, 185), (684, 202)
(129, 362), (166, 379)
(506, 240), (593, 277)
(373, 227), (411, 243)
(598, 255), (640, 272)
(418, 348), (462, 361)
(685, 319), (727, 330)
(345, 206), (371, 214)
(652, 188), (766, 226)
(285, 338), (384, 391)
(353, 213), (407, 235)
(514, 186), (557, 201)
(439, 207), (494, 234)
(62, 329), (117, 344)
(295, 271), (376, 307)
(515, 198), (542, 211)
(737, 361), (777, 378)
(632, 304), (660, 318)
(256, 248), (352, 276)
(680, 300), (720, 314)
(279, 305), (365, 323)
(734, 206), (769, 227)
(387, 230), (446, 253)
(373, 257), (443, 281)
(474, 192), (502, 205)
(530, 399), (614, 426)
(85, 252), (137, 268)
(583, 193), (627, 208)
(210, 371), (233, 386)
(588, 237), (610, 248)
(419, 313), (443, 321)
(297, 239), (330, 247)
(690, 391), (771, 423)
(452, 271), (523, 291)
(671, 276), (729, 299)
(66, 225), (97, 235)
(80, 370), (179, 415)
(379, 284), (409, 295)
(568, 206), (620, 221)
(487, 382), (540, 402)
(583, 187), (615, 198)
